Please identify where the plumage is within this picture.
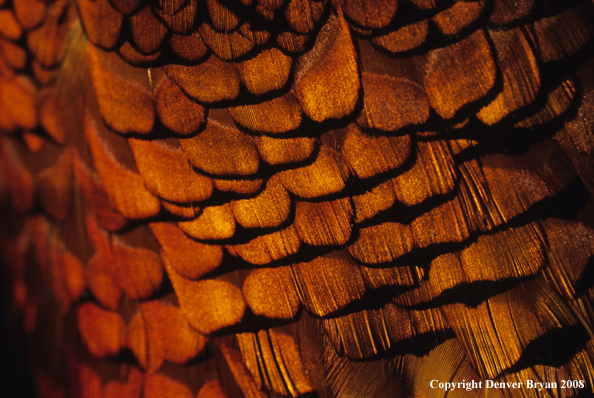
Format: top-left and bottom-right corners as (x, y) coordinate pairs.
(1, 0), (594, 397)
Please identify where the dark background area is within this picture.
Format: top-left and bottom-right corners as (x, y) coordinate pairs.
(1, 261), (37, 398)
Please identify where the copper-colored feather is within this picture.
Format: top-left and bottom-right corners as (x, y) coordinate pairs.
(1, 0), (594, 397)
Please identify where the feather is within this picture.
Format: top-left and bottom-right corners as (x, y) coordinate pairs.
(1, 0), (594, 397)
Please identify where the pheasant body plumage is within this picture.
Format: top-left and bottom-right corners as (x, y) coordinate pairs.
(1, 0), (594, 397)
